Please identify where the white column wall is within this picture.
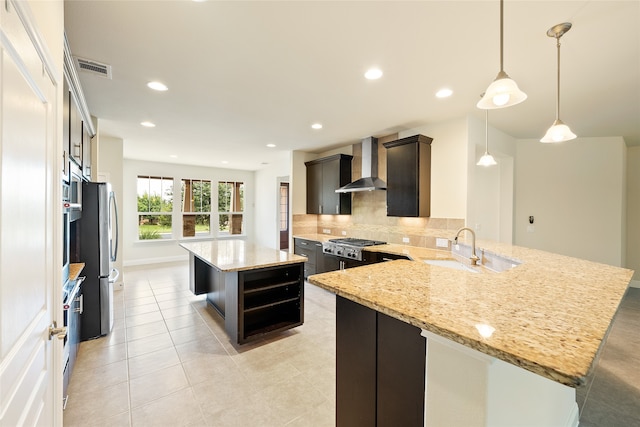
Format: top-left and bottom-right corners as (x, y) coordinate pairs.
(253, 150), (291, 249)
(627, 146), (640, 287)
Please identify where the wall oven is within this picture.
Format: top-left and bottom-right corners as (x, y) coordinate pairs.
(62, 182), (71, 285)
(68, 163), (82, 222)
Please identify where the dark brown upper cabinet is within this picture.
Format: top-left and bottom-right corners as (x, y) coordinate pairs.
(82, 121), (92, 179)
(62, 77), (71, 181)
(69, 91), (82, 166)
(305, 154), (353, 215)
(384, 135), (432, 217)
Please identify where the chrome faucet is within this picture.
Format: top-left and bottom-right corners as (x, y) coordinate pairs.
(453, 227), (480, 265)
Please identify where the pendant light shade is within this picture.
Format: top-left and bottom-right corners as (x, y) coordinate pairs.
(541, 119), (576, 143)
(541, 22), (576, 143)
(477, 109), (497, 166)
(477, 0), (527, 109)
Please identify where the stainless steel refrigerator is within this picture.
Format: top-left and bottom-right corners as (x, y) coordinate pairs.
(79, 181), (119, 340)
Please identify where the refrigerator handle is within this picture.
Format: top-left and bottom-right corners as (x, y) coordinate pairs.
(108, 268), (120, 284)
(109, 191), (119, 262)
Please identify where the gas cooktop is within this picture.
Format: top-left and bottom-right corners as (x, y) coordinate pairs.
(323, 238), (387, 262)
(328, 238), (387, 247)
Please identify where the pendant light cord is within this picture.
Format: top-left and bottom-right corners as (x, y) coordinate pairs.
(555, 37), (561, 121)
(499, 0), (504, 72)
(485, 110), (490, 152)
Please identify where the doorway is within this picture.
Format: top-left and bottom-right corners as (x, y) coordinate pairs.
(279, 182), (289, 250)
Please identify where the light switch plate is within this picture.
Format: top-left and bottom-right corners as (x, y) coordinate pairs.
(323, 229), (331, 234)
(402, 237), (410, 243)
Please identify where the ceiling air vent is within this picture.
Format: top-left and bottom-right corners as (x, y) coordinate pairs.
(74, 57), (112, 79)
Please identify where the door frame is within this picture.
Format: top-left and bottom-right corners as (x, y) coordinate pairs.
(277, 177), (290, 250)
(0, 1), (64, 425)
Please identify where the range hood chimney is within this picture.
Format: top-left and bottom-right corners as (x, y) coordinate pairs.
(335, 137), (386, 193)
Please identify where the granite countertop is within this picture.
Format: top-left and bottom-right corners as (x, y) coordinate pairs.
(180, 240), (306, 272)
(293, 233), (335, 243)
(69, 263), (85, 281)
(307, 241), (634, 387)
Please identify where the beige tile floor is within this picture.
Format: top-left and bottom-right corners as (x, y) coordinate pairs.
(64, 262), (640, 426)
(64, 262), (336, 427)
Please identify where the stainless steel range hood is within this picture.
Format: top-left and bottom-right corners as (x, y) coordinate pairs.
(335, 137), (386, 193)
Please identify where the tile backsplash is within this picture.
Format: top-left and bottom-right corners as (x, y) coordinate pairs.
(292, 213), (464, 249)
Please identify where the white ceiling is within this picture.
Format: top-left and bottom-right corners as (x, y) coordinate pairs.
(64, 1), (640, 171)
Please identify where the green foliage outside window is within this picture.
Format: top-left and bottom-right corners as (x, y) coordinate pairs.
(137, 176), (173, 239)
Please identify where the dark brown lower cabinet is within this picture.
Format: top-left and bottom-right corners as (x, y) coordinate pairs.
(336, 296), (426, 427)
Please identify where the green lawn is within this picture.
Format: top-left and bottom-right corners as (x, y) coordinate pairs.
(139, 223), (210, 240)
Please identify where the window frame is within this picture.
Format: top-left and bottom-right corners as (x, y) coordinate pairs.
(180, 178), (213, 239)
(136, 175), (175, 241)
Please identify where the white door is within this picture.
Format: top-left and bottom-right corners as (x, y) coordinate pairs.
(1, 1), (62, 425)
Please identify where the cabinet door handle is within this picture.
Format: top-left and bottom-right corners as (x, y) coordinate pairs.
(335, 205), (339, 214)
(75, 294), (84, 314)
(300, 241), (308, 246)
(319, 205), (322, 214)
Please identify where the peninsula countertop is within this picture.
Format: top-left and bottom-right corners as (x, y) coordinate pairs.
(308, 241), (634, 387)
(180, 240), (306, 272)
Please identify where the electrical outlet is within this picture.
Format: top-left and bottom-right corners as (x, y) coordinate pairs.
(527, 225), (535, 233)
(402, 237), (410, 243)
(436, 238), (449, 248)
(341, 231), (347, 236)
(323, 229), (331, 234)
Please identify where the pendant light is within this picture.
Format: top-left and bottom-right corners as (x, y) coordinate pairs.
(477, 0), (527, 109)
(477, 109), (497, 166)
(541, 22), (576, 143)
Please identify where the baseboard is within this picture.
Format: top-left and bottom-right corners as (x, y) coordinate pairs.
(123, 255), (188, 267)
(630, 279), (640, 289)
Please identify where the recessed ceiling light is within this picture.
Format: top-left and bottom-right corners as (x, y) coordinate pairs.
(169, 154), (177, 158)
(140, 121), (156, 127)
(364, 68), (383, 80)
(266, 143), (276, 148)
(221, 160), (229, 164)
(147, 81), (168, 91)
(435, 88), (453, 98)
(311, 123), (323, 130)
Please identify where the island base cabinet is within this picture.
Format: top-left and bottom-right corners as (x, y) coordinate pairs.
(336, 297), (377, 427)
(237, 264), (304, 344)
(336, 297), (426, 427)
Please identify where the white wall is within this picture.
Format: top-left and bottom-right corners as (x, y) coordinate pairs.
(467, 114), (516, 243)
(514, 137), (626, 267)
(399, 118), (468, 219)
(627, 146), (640, 286)
(122, 159), (254, 266)
(97, 135), (124, 288)
(291, 150), (318, 215)
(253, 151), (291, 248)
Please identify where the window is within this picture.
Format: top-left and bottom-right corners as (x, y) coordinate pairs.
(181, 179), (211, 238)
(218, 181), (244, 235)
(137, 176), (173, 240)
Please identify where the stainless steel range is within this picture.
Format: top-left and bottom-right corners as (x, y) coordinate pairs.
(322, 238), (387, 261)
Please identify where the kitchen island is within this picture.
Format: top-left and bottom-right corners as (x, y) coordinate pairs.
(308, 242), (634, 427)
(180, 240), (307, 344)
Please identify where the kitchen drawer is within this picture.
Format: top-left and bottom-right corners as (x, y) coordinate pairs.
(294, 238), (324, 278)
